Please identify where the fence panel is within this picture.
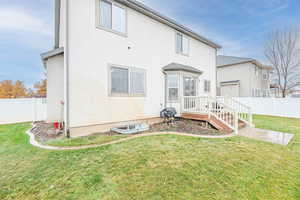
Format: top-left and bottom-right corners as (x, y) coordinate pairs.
(234, 97), (300, 119)
(0, 98), (47, 124)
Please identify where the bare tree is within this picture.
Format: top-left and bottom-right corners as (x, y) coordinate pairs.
(265, 28), (300, 97)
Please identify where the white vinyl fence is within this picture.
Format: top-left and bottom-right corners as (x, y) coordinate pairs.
(234, 97), (300, 119)
(0, 98), (47, 125)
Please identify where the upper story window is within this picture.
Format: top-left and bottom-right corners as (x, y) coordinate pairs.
(110, 65), (146, 96)
(262, 71), (269, 80)
(176, 32), (189, 55)
(98, 0), (126, 35)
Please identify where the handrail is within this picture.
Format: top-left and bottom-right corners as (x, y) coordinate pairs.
(216, 96), (253, 127)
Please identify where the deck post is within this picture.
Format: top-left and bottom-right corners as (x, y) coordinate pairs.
(249, 109), (253, 127)
(234, 111), (239, 135)
(208, 97), (211, 119)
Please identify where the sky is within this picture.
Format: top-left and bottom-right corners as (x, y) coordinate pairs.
(0, 0), (299, 88)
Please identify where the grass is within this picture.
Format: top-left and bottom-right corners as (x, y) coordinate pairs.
(0, 115), (299, 200)
(44, 134), (128, 147)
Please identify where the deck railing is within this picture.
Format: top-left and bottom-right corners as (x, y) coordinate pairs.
(182, 96), (253, 134)
(217, 96), (253, 126)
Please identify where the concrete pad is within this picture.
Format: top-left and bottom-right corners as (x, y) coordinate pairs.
(239, 127), (294, 146)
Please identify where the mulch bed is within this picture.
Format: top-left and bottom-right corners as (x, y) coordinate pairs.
(149, 118), (225, 136)
(31, 118), (225, 143)
(31, 122), (118, 142)
(30, 122), (63, 142)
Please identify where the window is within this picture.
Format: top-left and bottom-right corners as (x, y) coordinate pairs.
(204, 80), (211, 93)
(263, 72), (269, 80)
(110, 66), (146, 96)
(130, 68), (146, 95)
(167, 74), (179, 101)
(176, 33), (189, 55)
(183, 76), (197, 96)
(111, 67), (129, 94)
(255, 66), (260, 77)
(99, 0), (126, 34)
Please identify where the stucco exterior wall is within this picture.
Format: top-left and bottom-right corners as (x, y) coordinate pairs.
(217, 63), (251, 97)
(46, 55), (64, 122)
(217, 62), (271, 97)
(65, 0), (217, 130)
(249, 64), (270, 91)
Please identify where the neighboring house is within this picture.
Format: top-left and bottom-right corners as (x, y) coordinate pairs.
(270, 84), (281, 98)
(217, 55), (273, 97)
(290, 90), (300, 98)
(41, 0), (221, 137)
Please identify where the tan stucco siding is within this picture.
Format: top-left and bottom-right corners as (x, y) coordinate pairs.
(66, 0), (217, 128)
(217, 63), (251, 97)
(46, 55), (64, 122)
(217, 62), (271, 97)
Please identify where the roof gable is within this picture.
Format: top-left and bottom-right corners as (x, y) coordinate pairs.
(217, 55), (273, 70)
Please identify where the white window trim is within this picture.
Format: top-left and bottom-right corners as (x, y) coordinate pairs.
(175, 32), (190, 56)
(108, 64), (147, 97)
(166, 73), (180, 102)
(96, 0), (128, 37)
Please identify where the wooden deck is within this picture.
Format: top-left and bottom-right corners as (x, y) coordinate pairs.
(181, 113), (246, 133)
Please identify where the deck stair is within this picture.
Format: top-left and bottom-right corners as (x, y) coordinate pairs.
(181, 96), (253, 134)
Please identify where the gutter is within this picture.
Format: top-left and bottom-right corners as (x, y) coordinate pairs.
(54, 0), (61, 49)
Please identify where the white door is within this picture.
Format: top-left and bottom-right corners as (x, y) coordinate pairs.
(221, 84), (240, 97)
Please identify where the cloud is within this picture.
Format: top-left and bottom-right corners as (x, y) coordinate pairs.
(0, 7), (51, 35)
(239, 0), (289, 16)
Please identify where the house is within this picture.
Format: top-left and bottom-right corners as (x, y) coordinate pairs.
(290, 90), (300, 98)
(40, 0), (222, 137)
(217, 55), (273, 97)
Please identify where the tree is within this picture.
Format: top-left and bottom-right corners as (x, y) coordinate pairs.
(34, 79), (47, 97)
(0, 80), (27, 98)
(264, 28), (300, 98)
(12, 80), (27, 98)
(0, 80), (14, 98)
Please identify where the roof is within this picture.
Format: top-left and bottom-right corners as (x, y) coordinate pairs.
(117, 0), (221, 49)
(41, 47), (64, 60)
(217, 55), (273, 70)
(163, 63), (203, 74)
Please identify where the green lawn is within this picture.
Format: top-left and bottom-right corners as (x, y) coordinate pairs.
(0, 115), (299, 200)
(44, 134), (128, 147)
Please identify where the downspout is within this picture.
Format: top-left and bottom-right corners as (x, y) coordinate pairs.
(215, 48), (218, 97)
(64, 0), (70, 137)
(54, 0), (61, 49)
